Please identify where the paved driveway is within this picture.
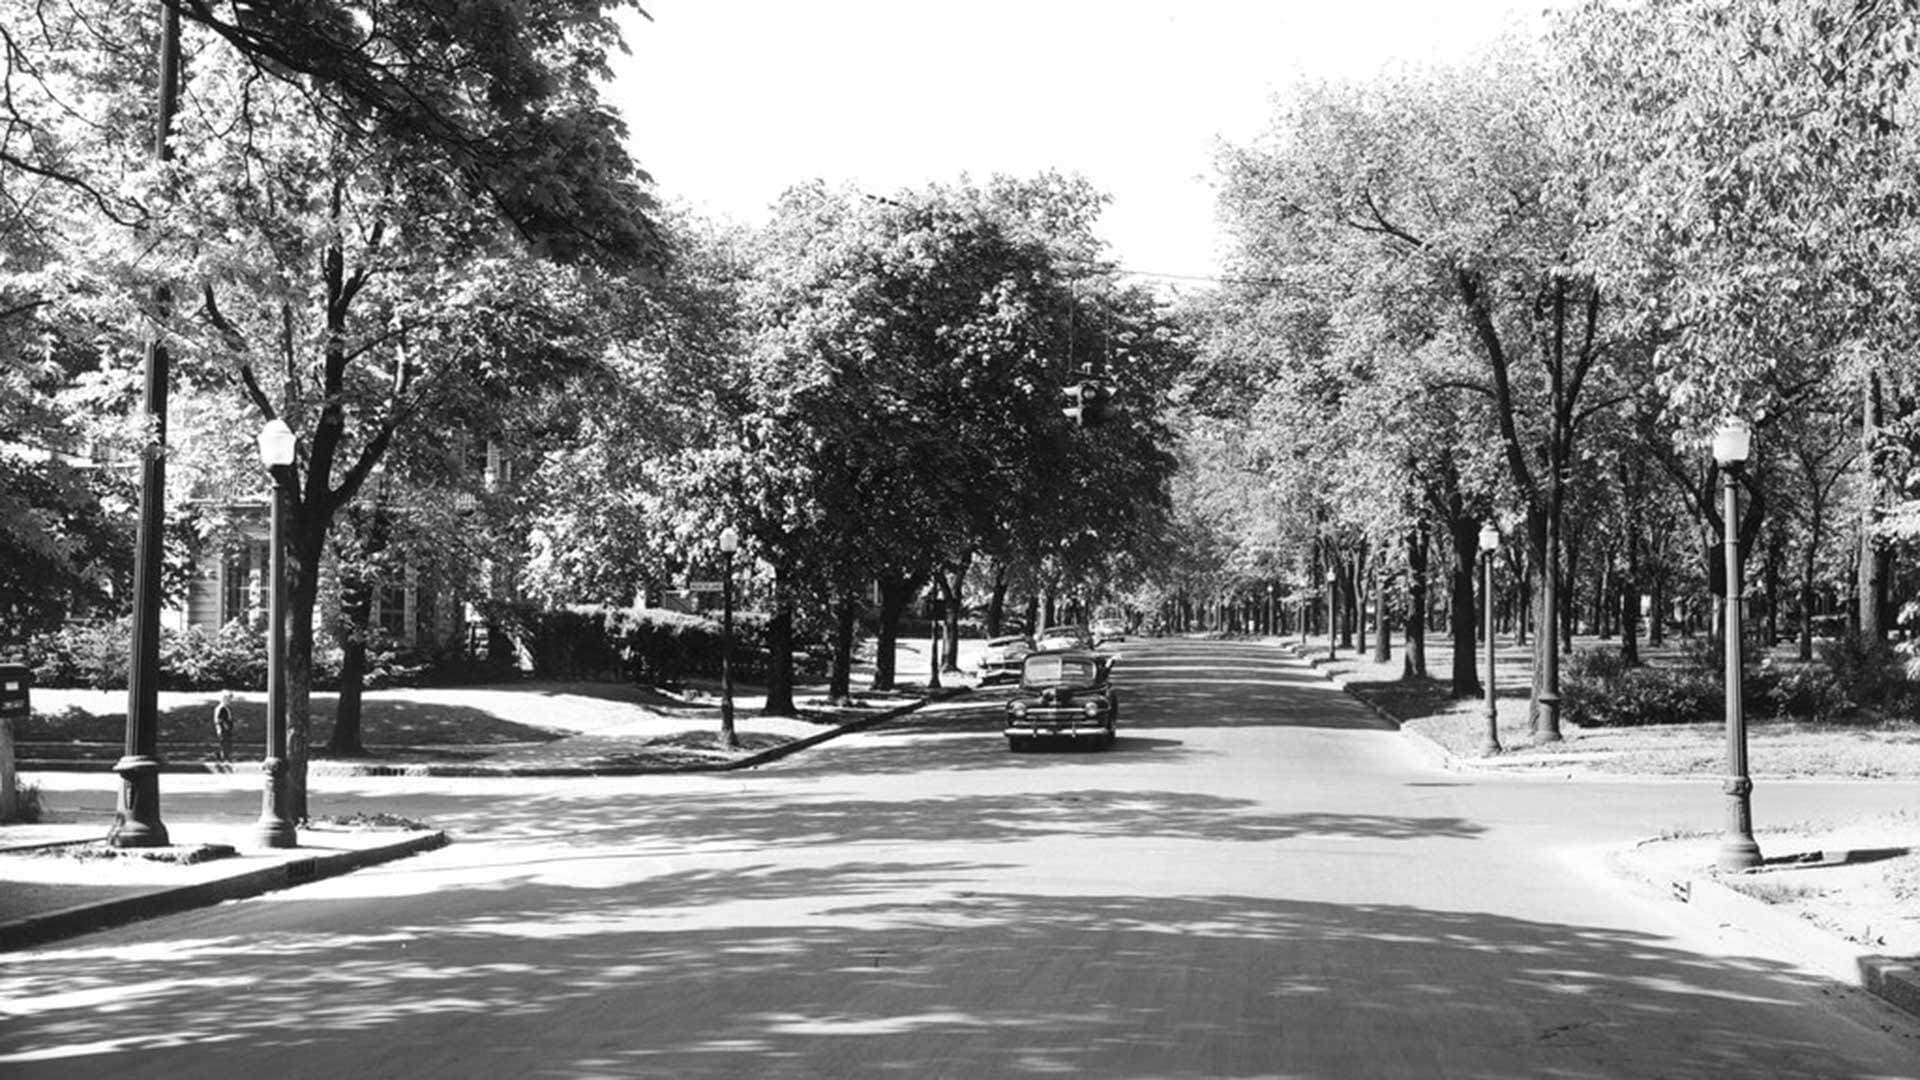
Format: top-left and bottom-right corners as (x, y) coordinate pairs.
(4, 638), (1916, 1077)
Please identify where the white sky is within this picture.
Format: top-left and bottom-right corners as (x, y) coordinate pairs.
(604, 1), (1560, 289)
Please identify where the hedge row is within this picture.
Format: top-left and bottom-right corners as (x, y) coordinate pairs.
(26, 618), (428, 692)
(519, 605), (825, 686)
(1561, 633), (1890, 726)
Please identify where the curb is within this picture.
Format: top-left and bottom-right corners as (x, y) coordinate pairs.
(15, 689), (975, 779)
(1283, 636), (1920, 1023)
(0, 829), (448, 952)
(1271, 640), (1457, 768)
(1609, 842), (1920, 1023)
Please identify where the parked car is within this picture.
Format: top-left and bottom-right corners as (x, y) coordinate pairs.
(1033, 624), (1093, 652)
(1090, 615), (1125, 646)
(975, 634), (1034, 682)
(1005, 648), (1118, 751)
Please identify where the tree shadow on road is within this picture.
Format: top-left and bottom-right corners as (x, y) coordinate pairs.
(1, 861), (1900, 1079)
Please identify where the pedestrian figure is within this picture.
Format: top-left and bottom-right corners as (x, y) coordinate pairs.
(212, 690), (235, 764)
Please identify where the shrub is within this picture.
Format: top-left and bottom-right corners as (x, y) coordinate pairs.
(2, 779), (43, 824)
(28, 619), (133, 690)
(1824, 631), (1915, 717)
(1568, 663), (1725, 726)
(161, 620), (267, 691)
(1562, 645), (1724, 727)
(1757, 659), (1853, 723)
(1564, 648), (1634, 685)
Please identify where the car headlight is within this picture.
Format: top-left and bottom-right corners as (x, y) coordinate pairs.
(1082, 701), (1102, 717)
(1009, 702), (1028, 718)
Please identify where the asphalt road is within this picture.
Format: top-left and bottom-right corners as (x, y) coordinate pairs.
(4, 638), (1917, 1078)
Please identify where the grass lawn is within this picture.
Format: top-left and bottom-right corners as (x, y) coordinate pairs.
(1292, 631), (1920, 780)
(13, 680), (809, 763)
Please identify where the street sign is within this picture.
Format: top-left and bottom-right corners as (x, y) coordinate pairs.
(687, 580), (725, 593)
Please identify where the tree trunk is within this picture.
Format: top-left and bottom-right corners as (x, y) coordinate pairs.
(328, 572), (373, 757)
(1861, 372), (1892, 641)
(1799, 523), (1819, 662)
(939, 555), (969, 672)
(326, 507), (387, 758)
(828, 595), (857, 706)
(1649, 573), (1666, 646)
(1449, 517), (1481, 697)
(1620, 521), (1641, 666)
(283, 506), (329, 824)
(1403, 526), (1429, 679)
(1528, 498), (1564, 743)
(1372, 561), (1391, 663)
(762, 587), (796, 717)
(1560, 527), (1580, 655)
(871, 576), (913, 691)
(985, 563), (1009, 638)
(1596, 553), (1614, 640)
(1347, 562), (1361, 648)
(1764, 528), (1784, 647)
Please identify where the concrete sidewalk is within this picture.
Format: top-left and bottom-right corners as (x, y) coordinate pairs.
(0, 819), (446, 951)
(0, 689), (985, 951)
(13, 686), (984, 778)
(1283, 638), (1920, 1025)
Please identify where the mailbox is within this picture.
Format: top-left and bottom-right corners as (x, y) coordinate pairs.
(0, 663), (29, 719)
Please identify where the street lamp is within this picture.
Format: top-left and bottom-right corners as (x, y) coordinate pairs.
(108, 0), (183, 852)
(718, 525), (740, 749)
(1325, 568), (1338, 660)
(254, 418), (297, 848)
(1479, 522), (1502, 756)
(1714, 417), (1761, 871)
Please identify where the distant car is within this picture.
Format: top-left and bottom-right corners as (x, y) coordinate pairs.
(975, 634), (1034, 682)
(1033, 624), (1093, 652)
(1090, 615), (1125, 646)
(1005, 648), (1118, 751)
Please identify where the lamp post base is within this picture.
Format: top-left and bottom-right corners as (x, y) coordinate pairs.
(1532, 691), (1563, 744)
(109, 755), (169, 848)
(1717, 835), (1762, 872)
(255, 756), (297, 849)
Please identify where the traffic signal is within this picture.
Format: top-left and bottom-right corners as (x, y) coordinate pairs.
(1062, 380), (1117, 427)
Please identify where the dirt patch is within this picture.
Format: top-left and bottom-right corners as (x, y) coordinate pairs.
(599, 729), (796, 768)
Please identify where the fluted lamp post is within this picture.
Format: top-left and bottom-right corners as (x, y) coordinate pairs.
(1479, 523), (1502, 756)
(718, 525), (740, 749)
(255, 419), (298, 848)
(1713, 418), (1761, 871)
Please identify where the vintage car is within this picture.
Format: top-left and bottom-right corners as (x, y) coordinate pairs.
(1005, 648), (1118, 750)
(975, 634), (1034, 682)
(1090, 614), (1126, 646)
(1033, 624), (1093, 652)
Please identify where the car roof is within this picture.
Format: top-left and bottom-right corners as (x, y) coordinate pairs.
(987, 635), (1030, 645)
(1038, 625), (1088, 633)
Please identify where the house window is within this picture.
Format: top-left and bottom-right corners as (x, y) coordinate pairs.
(379, 584), (408, 641)
(223, 542), (267, 625)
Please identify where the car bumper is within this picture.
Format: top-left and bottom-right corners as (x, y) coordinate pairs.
(1006, 711), (1111, 737)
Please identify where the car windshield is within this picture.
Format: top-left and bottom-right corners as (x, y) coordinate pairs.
(1022, 655), (1100, 687)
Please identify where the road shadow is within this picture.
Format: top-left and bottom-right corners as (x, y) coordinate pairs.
(0, 863), (1891, 1078)
(767, 732), (1195, 776)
